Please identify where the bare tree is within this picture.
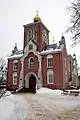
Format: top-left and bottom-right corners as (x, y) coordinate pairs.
(66, 0), (80, 45)
(0, 57), (7, 89)
(0, 57), (6, 70)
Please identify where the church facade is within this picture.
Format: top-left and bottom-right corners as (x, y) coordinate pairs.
(7, 14), (71, 92)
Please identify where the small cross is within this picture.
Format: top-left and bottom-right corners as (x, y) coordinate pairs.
(15, 43), (17, 46)
(53, 36), (55, 43)
(36, 10), (38, 16)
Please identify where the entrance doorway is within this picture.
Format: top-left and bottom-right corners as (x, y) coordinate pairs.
(29, 75), (36, 92)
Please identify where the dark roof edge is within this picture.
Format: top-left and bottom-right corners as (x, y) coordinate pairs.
(23, 21), (50, 32)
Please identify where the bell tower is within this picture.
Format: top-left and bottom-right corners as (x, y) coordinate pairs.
(23, 12), (49, 52)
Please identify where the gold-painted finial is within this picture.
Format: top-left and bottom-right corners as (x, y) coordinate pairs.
(33, 11), (41, 22)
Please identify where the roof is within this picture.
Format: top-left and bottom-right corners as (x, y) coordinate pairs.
(40, 43), (64, 55)
(7, 50), (23, 59)
(46, 44), (59, 50)
(7, 53), (23, 59)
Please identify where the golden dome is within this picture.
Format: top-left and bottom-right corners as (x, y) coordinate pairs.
(33, 11), (41, 22)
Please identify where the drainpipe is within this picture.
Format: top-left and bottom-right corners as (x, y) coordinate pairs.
(69, 56), (72, 86)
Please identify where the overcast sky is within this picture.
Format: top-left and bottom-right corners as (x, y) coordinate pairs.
(0, 0), (80, 67)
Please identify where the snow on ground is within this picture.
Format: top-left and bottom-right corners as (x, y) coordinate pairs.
(0, 91), (27, 120)
(36, 87), (80, 113)
(1, 88), (80, 120)
(0, 91), (17, 120)
(36, 87), (62, 95)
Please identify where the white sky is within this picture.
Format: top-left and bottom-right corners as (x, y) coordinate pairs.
(0, 0), (80, 67)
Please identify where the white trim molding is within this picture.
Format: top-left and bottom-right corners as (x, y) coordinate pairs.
(25, 72), (38, 88)
(47, 54), (53, 68)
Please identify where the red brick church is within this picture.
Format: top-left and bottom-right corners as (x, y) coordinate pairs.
(7, 13), (70, 92)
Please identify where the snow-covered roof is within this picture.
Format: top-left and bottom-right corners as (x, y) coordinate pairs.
(7, 53), (23, 59)
(7, 43), (23, 59)
(40, 45), (64, 55)
(40, 34), (66, 55)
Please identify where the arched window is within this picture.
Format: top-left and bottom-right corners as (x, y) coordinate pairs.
(13, 72), (17, 85)
(47, 69), (54, 84)
(13, 60), (18, 71)
(29, 44), (33, 50)
(29, 58), (34, 69)
(47, 55), (53, 68)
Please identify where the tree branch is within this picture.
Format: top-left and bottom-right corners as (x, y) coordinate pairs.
(66, 0), (80, 45)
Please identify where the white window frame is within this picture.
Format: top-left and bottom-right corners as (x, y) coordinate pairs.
(13, 60), (18, 71)
(47, 69), (54, 84)
(13, 72), (17, 85)
(47, 55), (53, 68)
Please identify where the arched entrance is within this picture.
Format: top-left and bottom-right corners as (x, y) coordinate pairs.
(29, 75), (36, 92)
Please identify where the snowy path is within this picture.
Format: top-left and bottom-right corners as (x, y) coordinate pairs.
(56, 108), (80, 120)
(23, 94), (55, 120)
(14, 93), (80, 120)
